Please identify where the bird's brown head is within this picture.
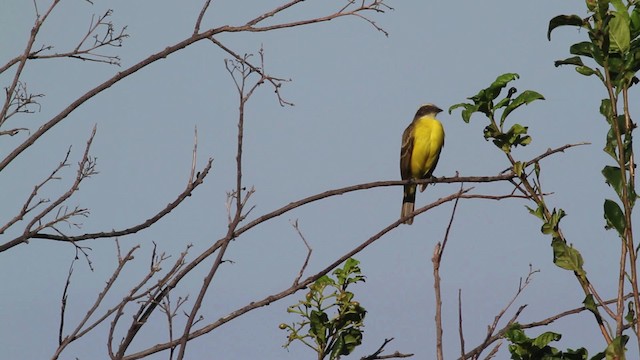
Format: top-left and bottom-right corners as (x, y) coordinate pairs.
(414, 103), (443, 119)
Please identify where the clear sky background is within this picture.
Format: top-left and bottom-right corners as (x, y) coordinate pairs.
(2, 1), (637, 359)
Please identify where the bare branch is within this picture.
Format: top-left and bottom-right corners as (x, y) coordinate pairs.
(14, 159), (213, 246)
(459, 266), (543, 360)
(0, 127), (30, 136)
(0, 0), (60, 124)
(361, 338), (414, 360)
(53, 243), (140, 360)
(458, 289), (465, 359)
(121, 189), (474, 360)
(110, 244), (191, 359)
(2, 81), (44, 124)
(1, 127), (98, 250)
(58, 258), (75, 346)
(216, 40), (292, 106)
(291, 219), (313, 286)
(433, 184), (465, 360)
(1, 0), (390, 171)
(194, 0), (214, 34)
(500, 142), (591, 174)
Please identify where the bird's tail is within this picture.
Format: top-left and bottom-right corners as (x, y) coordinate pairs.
(401, 185), (416, 225)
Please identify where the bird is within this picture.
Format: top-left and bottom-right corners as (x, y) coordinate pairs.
(400, 104), (445, 225)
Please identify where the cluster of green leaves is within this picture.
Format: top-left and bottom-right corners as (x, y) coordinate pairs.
(550, 1), (639, 245)
(506, 324), (589, 360)
(506, 323), (629, 360)
(280, 258), (367, 360)
(549, 0), (640, 90)
(449, 74), (587, 277)
(449, 73), (544, 155)
(449, 72), (618, 354)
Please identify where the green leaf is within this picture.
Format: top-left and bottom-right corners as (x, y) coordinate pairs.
(610, 0), (628, 14)
(494, 88), (517, 110)
(583, 294), (598, 314)
(448, 103), (479, 123)
(610, 12), (631, 53)
(602, 166), (624, 198)
(605, 335), (628, 360)
(570, 41), (596, 57)
(532, 331), (562, 348)
(551, 238), (586, 275)
(513, 161), (524, 177)
(526, 204), (545, 220)
(311, 275), (335, 292)
(486, 73), (519, 101)
(625, 300), (636, 324)
(548, 14), (586, 41)
(605, 128), (618, 160)
(604, 199), (626, 236)
(500, 90), (545, 125)
(330, 328), (363, 359)
(600, 98), (614, 121)
(576, 65), (598, 76)
(309, 310), (329, 343)
(554, 56), (585, 67)
(470, 73), (519, 108)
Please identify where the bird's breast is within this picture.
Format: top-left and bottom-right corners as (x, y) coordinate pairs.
(410, 118), (444, 178)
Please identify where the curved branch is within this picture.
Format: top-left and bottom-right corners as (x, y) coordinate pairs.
(122, 187), (475, 360)
(14, 159), (213, 245)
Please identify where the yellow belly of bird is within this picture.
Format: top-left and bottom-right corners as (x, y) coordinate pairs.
(410, 117), (444, 178)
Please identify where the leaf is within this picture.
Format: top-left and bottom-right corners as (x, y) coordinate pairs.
(513, 161), (524, 177)
(470, 73), (519, 108)
(548, 14), (586, 40)
(309, 310), (329, 344)
(583, 294), (598, 314)
(604, 199), (626, 236)
(330, 328), (363, 359)
(625, 300), (636, 324)
(605, 335), (628, 360)
(500, 90), (545, 125)
(605, 127), (619, 160)
(576, 65), (598, 76)
(554, 56), (585, 67)
(526, 204), (545, 220)
(600, 98), (614, 121)
(551, 238), (586, 275)
(494, 89), (516, 110)
(448, 103), (479, 123)
(505, 323), (526, 343)
(486, 73), (519, 102)
(532, 331), (562, 348)
(610, 12), (631, 54)
(602, 166), (624, 198)
(570, 41), (596, 57)
(609, 0), (627, 14)
(312, 275), (335, 291)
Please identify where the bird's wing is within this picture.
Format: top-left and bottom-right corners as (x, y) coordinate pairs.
(400, 124), (414, 180)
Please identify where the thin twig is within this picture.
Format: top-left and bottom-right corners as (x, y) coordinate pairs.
(194, 0), (214, 34)
(458, 289), (465, 358)
(360, 338), (414, 359)
(433, 184), (464, 360)
(291, 219), (313, 286)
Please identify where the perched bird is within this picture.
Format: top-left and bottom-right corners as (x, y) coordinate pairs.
(400, 104), (445, 225)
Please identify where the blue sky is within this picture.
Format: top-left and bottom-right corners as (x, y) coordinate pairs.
(1, 0), (637, 359)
